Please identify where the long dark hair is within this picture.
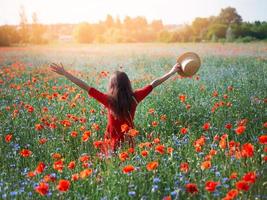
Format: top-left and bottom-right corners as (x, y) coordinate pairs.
(107, 71), (135, 121)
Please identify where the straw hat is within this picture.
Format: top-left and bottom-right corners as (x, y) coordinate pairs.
(177, 52), (201, 77)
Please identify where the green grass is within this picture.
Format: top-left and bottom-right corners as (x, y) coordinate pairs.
(0, 43), (266, 199)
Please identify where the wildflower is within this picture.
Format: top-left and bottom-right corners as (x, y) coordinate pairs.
(141, 150), (149, 157)
(5, 134), (13, 143)
(39, 138), (48, 144)
(179, 94), (186, 103)
(242, 171), (256, 184)
(185, 183), (198, 194)
(235, 126), (246, 135)
(241, 143), (254, 158)
(225, 123), (232, 130)
(79, 154), (90, 162)
(205, 181), (219, 192)
(180, 127), (188, 135)
(20, 149), (32, 157)
(53, 160), (64, 172)
(35, 162), (46, 174)
(122, 165), (135, 174)
(68, 161), (76, 170)
(230, 172), (238, 179)
(82, 131), (91, 142)
(201, 161), (211, 170)
(146, 161), (159, 171)
(155, 145), (165, 154)
(258, 135), (267, 144)
(152, 121), (158, 127)
(80, 169), (93, 178)
(71, 173), (79, 181)
(57, 179), (70, 192)
(119, 152), (129, 161)
(180, 162), (189, 173)
(202, 123), (210, 131)
(70, 131), (78, 137)
(35, 182), (49, 196)
(35, 124), (44, 131)
(235, 180), (250, 191)
(121, 124), (129, 132)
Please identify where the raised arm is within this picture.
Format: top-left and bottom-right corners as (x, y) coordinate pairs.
(150, 63), (182, 88)
(50, 63), (91, 92)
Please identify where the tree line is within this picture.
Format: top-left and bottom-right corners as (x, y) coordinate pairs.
(0, 6), (266, 46)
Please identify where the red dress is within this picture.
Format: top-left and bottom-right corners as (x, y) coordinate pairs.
(88, 84), (153, 151)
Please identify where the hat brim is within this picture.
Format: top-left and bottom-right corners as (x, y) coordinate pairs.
(177, 52), (201, 77)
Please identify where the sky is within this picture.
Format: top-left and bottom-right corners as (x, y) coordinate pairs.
(0, 0), (267, 25)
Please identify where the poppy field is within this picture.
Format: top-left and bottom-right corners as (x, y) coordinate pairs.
(0, 43), (267, 199)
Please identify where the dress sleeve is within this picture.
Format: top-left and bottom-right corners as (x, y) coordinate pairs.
(88, 87), (109, 107)
(134, 84), (153, 103)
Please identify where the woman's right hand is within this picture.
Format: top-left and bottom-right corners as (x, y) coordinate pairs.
(169, 63), (182, 75)
(50, 63), (67, 76)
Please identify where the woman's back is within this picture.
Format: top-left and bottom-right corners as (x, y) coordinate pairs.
(88, 84), (153, 150)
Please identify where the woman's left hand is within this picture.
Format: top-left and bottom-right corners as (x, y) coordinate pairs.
(50, 63), (66, 76)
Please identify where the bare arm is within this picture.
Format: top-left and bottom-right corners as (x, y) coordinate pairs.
(50, 63), (91, 92)
(150, 63), (182, 88)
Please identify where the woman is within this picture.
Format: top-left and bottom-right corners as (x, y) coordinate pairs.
(50, 63), (181, 152)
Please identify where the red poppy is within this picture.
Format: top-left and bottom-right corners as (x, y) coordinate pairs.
(39, 138), (48, 144)
(146, 161), (159, 171)
(179, 94), (186, 103)
(121, 124), (129, 133)
(57, 179), (70, 192)
(79, 154), (90, 162)
(35, 124), (44, 131)
(241, 143), (254, 158)
(152, 121), (158, 127)
(35, 162), (46, 174)
(91, 123), (100, 131)
(141, 150), (148, 157)
(60, 120), (71, 127)
(242, 171), (256, 184)
(180, 127), (188, 134)
(71, 173), (79, 181)
(20, 149), (32, 157)
(53, 160), (64, 172)
(35, 182), (49, 196)
(201, 161), (211, 170)
(258, 135), (267, 144)
(230, 172), (238, 179)
(202, 123), (210, 131)
(225, 123), (232, 130)
(235, 126), (246, 135)
(82, 131), (91, 142)
(80, 169), (93, 178)
(52, 153), (62, 160)
(70, 131), (78, 138)
(127, 129), (139, 137)
(226, 189), (238, 199)
(68, 161), (76, 170)
(119, 152), (129, 161)
(122, 165), (135, 174)
(235, 180), (250, 191)
(180, 162), (189, 173)
(185, 183), (198, 194)
(5, 134), (12, 143)
(205, 181), (219, 192)
(155, 145), (165, 154)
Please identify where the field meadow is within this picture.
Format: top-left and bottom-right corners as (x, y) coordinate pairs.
(0, 42), (267, 199)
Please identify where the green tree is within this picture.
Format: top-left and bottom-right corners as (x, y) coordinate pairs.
(19, 5), (29, 43)
(31, 12), (46, 44)
(73, 23), (95, 43)
(217, 7), (242, 25)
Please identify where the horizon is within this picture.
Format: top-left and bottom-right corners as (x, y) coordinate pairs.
(1, 0), (267, 26)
